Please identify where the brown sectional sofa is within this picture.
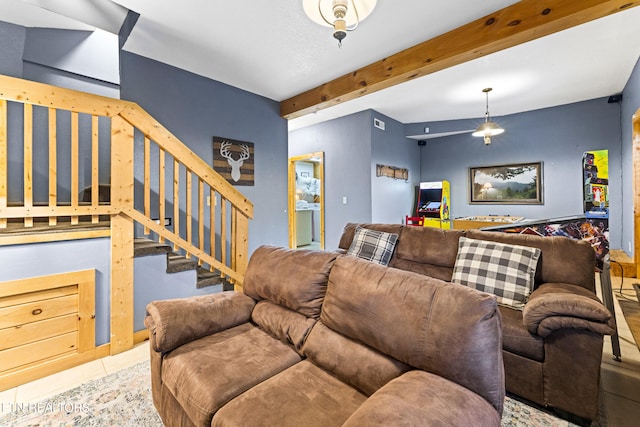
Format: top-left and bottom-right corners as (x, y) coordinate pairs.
(338, 223), (616, 422)
(145, 245), (505, 427)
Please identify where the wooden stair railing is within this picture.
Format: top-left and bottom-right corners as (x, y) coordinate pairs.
(0, 75), (253, 354)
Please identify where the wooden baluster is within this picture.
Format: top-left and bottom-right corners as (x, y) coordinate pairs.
(23, 104), (33, 228)
(91, 115), (99, 224)
(48, 108), (57, 226)
(173, 159), (180, 251)
(220, 196), (227, 279)
(70, 111), (79, 225)
(198, 178), (204, 266)
(234, 211), (250, 292)
(143, 136), (150, 234)
(231, 206), (237, 272)
(209, 188), (216, 272)
(158, 147), (166, 243)
(0, 100), (7, 228)
(186, 169), (192, 258)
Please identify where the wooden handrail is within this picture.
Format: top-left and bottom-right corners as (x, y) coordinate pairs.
(118, 104), (253, 216)
(0, 74), (126, 117)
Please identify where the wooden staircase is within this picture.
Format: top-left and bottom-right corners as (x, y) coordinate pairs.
(0, 75), (253, 357)
(134, 237), (234, 290)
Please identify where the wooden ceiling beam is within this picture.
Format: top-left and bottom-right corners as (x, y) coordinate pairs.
(280, 0), (639, 119)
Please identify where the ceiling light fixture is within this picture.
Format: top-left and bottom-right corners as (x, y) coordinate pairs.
(303, 0), (377, 47)
(472, 88), (505, 145)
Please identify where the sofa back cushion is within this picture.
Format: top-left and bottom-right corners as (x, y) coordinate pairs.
(338, 223), (404, 251)
(302, 321), (411, 396)
(251, 301), (317, 354)
(243, 245), (338, 319)
(391, 226), (465, 280)
(466, 230), (595, 293)
(320, 255), (505, 412)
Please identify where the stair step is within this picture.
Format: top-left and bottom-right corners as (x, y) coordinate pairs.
(134, 237), (234, 290)
(197, 268), (224, 289)
(166, 253), (198, 273)
(134, 237), (172, 257)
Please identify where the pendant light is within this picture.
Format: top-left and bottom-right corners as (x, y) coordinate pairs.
(303, 0), (377, 47)
(472, 88), (504, 145)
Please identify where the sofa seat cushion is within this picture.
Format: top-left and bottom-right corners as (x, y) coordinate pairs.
(342, 370), (501, 427)
(211, 360), (367, 427)
(162, 323), (302, 427)
(499, 305), (544, 362)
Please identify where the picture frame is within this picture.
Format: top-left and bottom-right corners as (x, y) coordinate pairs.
(469, 162), (543, 204)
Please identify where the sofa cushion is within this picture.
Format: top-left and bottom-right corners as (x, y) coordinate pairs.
(388, 257), (456, 282)
(342, 371), (502, 426)
(162, 323), (301, 427)
(338, 223), (404, 250)
(346, 226), (398, 266)
(251, 300), (317, 354)
(394, 225), (465, 268)
(243, 245), (338, 319)
(499, 305), (544, 361)
(321, 255), (504, 413)
(211, 360), (367, 427)
(302, 321), (411, 395)
(466, 229), (596, 293)
(452, 236), (541, 309)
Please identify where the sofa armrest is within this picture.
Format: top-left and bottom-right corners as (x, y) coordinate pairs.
(144, 291), (256, 353)
(522, 283), (615, 337)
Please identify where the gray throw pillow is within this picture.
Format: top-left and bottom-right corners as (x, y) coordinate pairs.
(452, 236), (541, 309)
(346, 227), (399, 266)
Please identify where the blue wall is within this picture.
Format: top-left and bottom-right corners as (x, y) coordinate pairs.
(416, 97), (623, 249)
(0, 20), (25, 78)
(119, 52), (289, 254)
(289, 110), (421, 248)
(370, 112), (421, 224)
(621, 56), (640, 256)
(289, 110), (374, 249)
(0, 239), (111, 346)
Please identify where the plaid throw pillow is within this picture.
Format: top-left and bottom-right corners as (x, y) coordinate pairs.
(452, 236), (541, 309)
(346, 227), (399, 266)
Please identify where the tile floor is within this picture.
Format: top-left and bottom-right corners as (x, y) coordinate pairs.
(0, 340), (150, 412)
(1, 274), (639, 426)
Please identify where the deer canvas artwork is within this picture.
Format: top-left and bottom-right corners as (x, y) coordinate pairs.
(213, 137), (255, 186)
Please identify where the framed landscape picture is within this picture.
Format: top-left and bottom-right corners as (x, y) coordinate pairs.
(469, 162), (543, 204)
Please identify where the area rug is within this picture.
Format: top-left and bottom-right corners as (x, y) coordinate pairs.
(617, 295), (640, 351)
(0, 360), (580, 426)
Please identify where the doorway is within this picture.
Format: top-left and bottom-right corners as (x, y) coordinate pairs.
(288, 152), (324, 250)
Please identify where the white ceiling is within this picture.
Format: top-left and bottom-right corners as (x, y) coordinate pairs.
(4, 1), (640, 134)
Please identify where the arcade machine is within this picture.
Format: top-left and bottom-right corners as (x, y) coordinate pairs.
(583, 150), (609, 220)
(415, 181), (451, 229)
